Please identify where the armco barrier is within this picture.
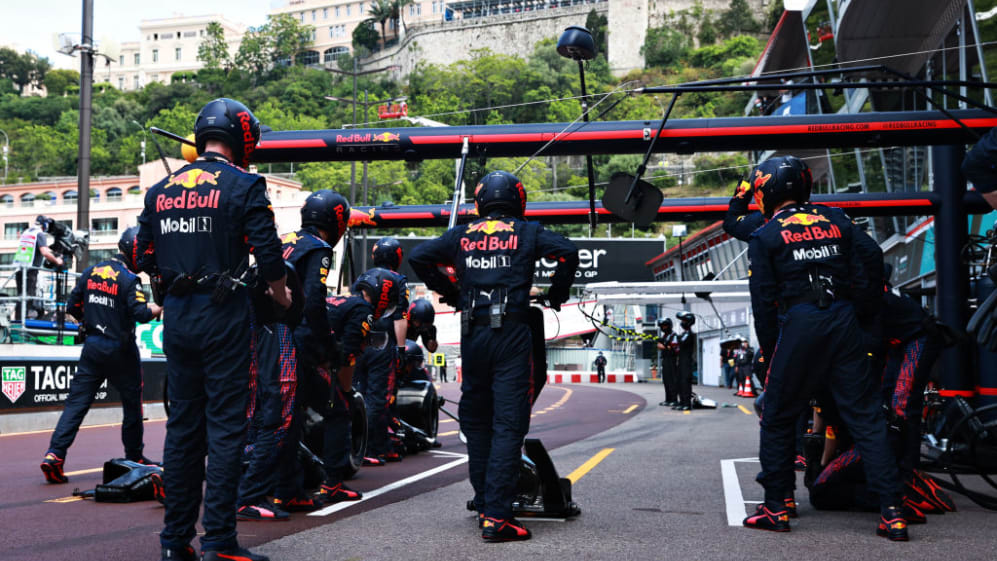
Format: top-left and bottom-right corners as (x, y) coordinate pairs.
(546, 371), (637, 384)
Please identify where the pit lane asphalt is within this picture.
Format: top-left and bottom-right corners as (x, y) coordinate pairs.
(258, 384), (997, 561)
(0, 382), (640, 561)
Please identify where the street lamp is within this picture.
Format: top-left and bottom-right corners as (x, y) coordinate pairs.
(0, 128), (9, 184)
(325, 91), (406, 273)
(130, 120), (146, 167)
(557, 25), (598, 236)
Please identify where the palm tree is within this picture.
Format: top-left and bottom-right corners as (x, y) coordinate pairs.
(368, 0), (392, 49)
(392, 0), (413, 40)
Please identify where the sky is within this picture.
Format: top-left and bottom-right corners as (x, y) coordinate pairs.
(0, 0), (279, 69)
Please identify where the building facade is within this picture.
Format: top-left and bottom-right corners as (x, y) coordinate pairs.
(103, 15), (246, 92)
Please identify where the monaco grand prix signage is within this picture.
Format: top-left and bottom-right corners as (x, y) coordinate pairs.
(363, 237), (664, 285)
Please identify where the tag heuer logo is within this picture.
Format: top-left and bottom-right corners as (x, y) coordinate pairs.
(2, 366), (27, 404)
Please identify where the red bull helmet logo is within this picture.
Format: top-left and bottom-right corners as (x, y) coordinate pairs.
(164, 169), (221, 189)
(778, 213), (829, 227)
(465, 220), (515, 235)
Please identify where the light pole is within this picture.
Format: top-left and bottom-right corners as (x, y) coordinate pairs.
(325, 92), (406, 272)
(0, 128), (9, 184)
(557, 25), (598, 236)
(131, 120), (146, 167)
(324, 63), (401, 206)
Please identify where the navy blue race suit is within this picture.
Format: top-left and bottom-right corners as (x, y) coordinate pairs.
(657, 330), (679, 401)
(239, 317), (297, 507)
(136, 153), (285, 553)
(355, 275), (409, 457)
(748, 203), (900, 513)
(962, 125), (997, 194)
(276, 295), (373, 498)
(47, 257), (154, 461)
(409, 216), (579, 519)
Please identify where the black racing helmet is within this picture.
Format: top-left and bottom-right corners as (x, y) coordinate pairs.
(404, 339), (425, 366)
(676, 311), (695, 328)
(35, 215), (54, 232)
(118, 226), (140, 272)
(658, 317), (673, 329)
(353, 267), (400, 320)
(301, 189), (350, 244)
(474, 170), (527, 218)
(194, 98), (261, 168)
(408, 298), (435, 325)
(750, 156), (811, 218)
(372, 236), (403, 270)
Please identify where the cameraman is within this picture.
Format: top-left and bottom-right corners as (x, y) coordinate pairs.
(12, 216), (64, 319)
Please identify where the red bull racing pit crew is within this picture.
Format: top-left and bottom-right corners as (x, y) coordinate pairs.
(236, 263), (306, 522)
(40, 227), (162, 484)
(407, 298), (439, 353)
(741, 157), (906, 540)
(656, 318), (679, 406)
(409, 170), (579, 542)
(276, 189), (364, 508)
(400, 339), (433, 383)
(136, 98), (291, 561)
(355, 237), (410, 462)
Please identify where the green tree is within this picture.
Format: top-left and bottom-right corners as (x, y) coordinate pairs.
(197, 21), (232, 70)
(642, 27), (690, 69)
(268, 13), (314, 66)
(698, 16), (718, 45)
(369, 0), (393, 48)
(42, 69), (79, 96)
(234, 26), (271, 77)
(585, 9), (608, 59)
(0, 48), (50, 94)
(718, 0), (761, 37)
(353, 18), (380, 54)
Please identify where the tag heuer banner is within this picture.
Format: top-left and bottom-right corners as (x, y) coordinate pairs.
(361, 237), (665, 284)
(0, 358), (166, 411)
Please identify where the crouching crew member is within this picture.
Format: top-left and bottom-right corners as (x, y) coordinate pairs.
(410, 170), (579, 542)
(741, 157), (907, 540)
(41, 227), (162, 484)
(137, 98), (291, 561)
(407, 298), (439, 353)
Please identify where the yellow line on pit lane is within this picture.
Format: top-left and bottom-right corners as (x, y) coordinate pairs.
(63, 467), (103, 477)
(1, 417), (166, 438)
(45, 496), (83, 503)
(566, 448), (615, 484)
(438, 430), (459, 437)
(622, 404), (638, 414)
(737, 405), (754, 416)
(683, 410), (691, 415)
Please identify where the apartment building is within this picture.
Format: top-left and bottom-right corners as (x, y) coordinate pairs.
(103, 15), (246, 92)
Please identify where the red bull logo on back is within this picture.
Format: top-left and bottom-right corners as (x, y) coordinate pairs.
(778, 213), (829, 227)
(91, 265), (119, 281)
(164, 169), (221, 189)
(465, 220), (514, 235)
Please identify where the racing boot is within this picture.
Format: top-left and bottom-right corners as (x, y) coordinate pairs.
(316, 482), (363, 504)
(478, 513), (486, 528)
(910, 470), (957, 512)
(481, 517), (531, 542)
(901, 498), (927, 525)
(273, 495), (326, 513)
(201, 547), (269, 561)
(40, 452), (68, 484)
(783, 496), (798, 518)
(794, 455), (807, 472)
(161, 545), (197, 561)
(742, 504), (790, 532)
(903, 478), (946, 515)
(362, 456), (386, 467)
(237, 497), (290, 521)
(876, 507), (909, 541)
(381, 451), (403, 462)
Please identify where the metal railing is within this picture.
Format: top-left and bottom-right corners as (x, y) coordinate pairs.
(0, 264), (81, 343)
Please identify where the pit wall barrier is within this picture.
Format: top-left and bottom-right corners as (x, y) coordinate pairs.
(546, 370), (638, 384)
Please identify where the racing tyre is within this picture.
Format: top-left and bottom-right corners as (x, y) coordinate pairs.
(344, 390), (368, 480)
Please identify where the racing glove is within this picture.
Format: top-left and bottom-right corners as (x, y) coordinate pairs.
(733, 178), (752, 200)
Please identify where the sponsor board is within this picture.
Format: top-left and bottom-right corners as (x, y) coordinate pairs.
(0, 358), (166, 411)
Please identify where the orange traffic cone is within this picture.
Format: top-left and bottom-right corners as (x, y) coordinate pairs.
(743, 376), (757, 398)
(736, 381), (745, 397)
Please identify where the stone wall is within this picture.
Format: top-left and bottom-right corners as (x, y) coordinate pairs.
(357, 3), (605, 79)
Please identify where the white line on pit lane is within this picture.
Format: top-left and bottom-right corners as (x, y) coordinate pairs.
(721, 457), (759, 526)
(308, 455), (469, 517)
